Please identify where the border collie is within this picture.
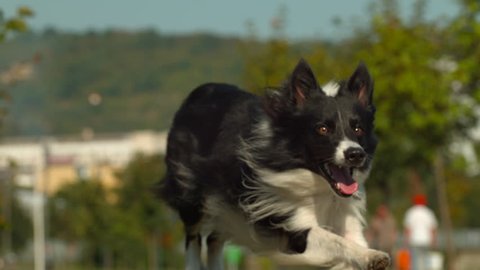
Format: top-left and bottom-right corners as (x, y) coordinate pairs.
(160, 59), (390, 270)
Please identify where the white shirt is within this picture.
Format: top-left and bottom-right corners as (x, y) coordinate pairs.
(404, 205), (438, 247)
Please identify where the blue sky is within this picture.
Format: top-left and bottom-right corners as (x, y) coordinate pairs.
(3, 0), (459, 40)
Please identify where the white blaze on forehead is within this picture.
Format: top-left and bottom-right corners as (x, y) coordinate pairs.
(322, 81), (340, 97)
(334, 139), (362, 165)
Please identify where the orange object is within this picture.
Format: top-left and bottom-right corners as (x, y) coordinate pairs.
(396, 249), (411, 270)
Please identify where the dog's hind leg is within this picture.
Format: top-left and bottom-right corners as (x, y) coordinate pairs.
(172, 175), (204, 270)
(206, 232), (224, 270)
(185, 229), (203, 270)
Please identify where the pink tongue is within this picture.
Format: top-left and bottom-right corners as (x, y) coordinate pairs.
(338, 182), (359, 195)
(329, 164), (359, 195)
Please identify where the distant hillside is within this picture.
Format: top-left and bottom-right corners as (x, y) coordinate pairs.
(0, 30), (247, 136)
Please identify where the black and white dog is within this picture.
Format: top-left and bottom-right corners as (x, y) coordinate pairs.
(160, 59), (390, 269)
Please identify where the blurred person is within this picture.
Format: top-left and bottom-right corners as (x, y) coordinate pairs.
(366, 204), (398, 257)
(403, 194), (438, 270)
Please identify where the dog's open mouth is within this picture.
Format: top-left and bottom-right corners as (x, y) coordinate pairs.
(320, 163), (358, 197)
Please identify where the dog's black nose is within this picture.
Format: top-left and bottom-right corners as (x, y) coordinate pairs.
(344, 147), (366, 166)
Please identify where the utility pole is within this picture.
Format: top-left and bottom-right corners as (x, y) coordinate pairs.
(32, 188), (45, 270)
(2, 167), (12, 255)
(434, 151), (455, 270)
(33, 141), (48, 270)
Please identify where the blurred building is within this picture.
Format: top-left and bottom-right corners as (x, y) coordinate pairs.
(0, 130), (167, 195)
(0, 130), (168, 267)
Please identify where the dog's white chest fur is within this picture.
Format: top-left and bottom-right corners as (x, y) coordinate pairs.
(204, 168), (368, 251)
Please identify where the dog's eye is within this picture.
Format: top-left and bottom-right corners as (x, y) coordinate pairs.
(354, 127), (364, 136)
(318, 125), (329, 135)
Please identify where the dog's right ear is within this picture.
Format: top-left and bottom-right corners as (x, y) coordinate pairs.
(264, 59), (319, 119)
(288, 58), (319, 107)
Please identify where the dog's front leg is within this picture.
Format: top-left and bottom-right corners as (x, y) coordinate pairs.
(207, 232), (224, 270)
(343, 213), (369, 248)
(273, 226), (390, 270)
(185, 233), (203, 270)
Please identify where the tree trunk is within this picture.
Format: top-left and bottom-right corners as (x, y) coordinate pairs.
(148, 230), (159, 270)
(434, 151), (455, 270)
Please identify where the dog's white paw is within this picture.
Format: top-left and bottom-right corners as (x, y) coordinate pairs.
(366, 250), (390, 270)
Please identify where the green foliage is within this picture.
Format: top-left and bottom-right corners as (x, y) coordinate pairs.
(447, 0), (480, 104)
(49, 154), (182, 268)
(9, 198), (32, 251)
(0, 6), (33, 127)
(0, 6), (33, 42)
(445, 169), (474, 227)
(366, 4), (467, 156)
(0, 163), (32, 254)
(242, 37), (294, 92)
(115, 153), (182, 268)
(360, 0), (480, 215)
(0, 191), (32, 252)
(54, 181), (116, 242)
(49, 180), (121, 267)
(115, 154), (166, 232)
(355, 2), (466, 209)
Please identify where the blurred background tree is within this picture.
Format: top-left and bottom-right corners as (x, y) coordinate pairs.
(0, 6), (34, 121)
(0, 5), (34, 263)
(115, 153), (182, 269)
(48, 179), (118, 268)
(0, 163), (32, 255)
(0, 6), (33, 42)
(48, 154), (183, 269)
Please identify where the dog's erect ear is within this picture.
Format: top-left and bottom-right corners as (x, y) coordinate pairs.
(264, 59), (319, 119)
(347, 62), (373, 107)
(289, 59), (319, 107)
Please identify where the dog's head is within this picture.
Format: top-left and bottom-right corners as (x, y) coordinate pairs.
(265, 59), (377, 197)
